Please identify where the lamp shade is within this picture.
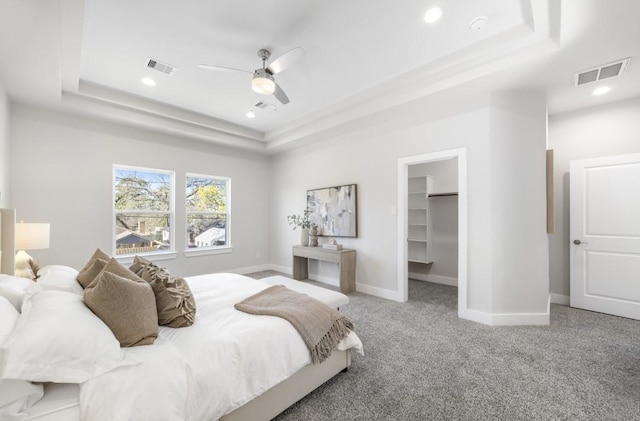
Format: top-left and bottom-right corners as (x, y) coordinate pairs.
(15, 223), (50, 251)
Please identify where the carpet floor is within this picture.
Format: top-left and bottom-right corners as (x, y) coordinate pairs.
(247, 275), (640, 421)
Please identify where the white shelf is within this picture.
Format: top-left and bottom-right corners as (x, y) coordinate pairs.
(408, 259), (433, 264)
(407, 175), (433, 265)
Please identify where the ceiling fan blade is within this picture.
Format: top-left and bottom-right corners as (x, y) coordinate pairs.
(273, 83), (290, 104)
(267, 47), (305, 74)
(198, 64), (252, 74)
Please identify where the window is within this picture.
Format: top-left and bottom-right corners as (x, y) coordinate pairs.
(186, 174), (230, 250)
(113, 166), (174, 256)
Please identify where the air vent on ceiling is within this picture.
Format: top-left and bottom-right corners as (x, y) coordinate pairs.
(146, 58), (176, 75)
(254, 101), (276, 111)
(573, 58), (630, 86)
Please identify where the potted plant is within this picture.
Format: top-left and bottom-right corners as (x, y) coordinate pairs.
(287, 210), (317, 246)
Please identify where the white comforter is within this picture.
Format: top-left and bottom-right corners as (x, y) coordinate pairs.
(79, 273), (362, 421)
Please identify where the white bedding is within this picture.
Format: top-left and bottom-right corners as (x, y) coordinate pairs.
(78, 273), (362, 421)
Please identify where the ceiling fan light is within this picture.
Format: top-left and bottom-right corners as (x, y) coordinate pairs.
(252, 76), (275, 95)
(252, 69), (276, 95)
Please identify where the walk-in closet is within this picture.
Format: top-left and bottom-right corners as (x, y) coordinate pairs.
(407, 158), (459, 288)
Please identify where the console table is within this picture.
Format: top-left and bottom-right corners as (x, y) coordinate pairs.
(292, 246), (356, 294)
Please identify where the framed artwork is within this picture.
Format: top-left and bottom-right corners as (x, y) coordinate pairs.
(307, 184), (357, 237)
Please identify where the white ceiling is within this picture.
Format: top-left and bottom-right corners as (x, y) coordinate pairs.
(1, 0), (640, 152)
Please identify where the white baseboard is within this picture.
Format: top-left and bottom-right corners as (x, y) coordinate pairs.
(409, 273), (458, 287)
(356, 282), (403, 301)
(550, 293), (569, 305)
(268, 264), (292, 275)
(460, 308), (550, 326)
(227, 264), (274, 275)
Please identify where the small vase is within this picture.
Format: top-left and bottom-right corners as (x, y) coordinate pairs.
(300, 228), (310, 246)
(309, 228), (318, 247)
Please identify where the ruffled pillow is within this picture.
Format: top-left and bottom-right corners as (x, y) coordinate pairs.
(130, 256), (196, 328)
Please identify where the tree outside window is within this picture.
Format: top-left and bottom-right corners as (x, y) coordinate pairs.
(114, 166), (174, 255)
(186, 174), (230, 249)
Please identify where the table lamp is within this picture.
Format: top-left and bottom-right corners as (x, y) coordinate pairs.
(15, 222), (50, 279)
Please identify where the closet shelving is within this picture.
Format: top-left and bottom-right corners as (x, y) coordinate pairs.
(407, 175), (433, 264)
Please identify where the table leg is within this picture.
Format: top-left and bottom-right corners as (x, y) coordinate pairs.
(293, 256), (308, 280)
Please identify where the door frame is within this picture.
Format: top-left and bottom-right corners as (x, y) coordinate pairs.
(396, 148), (468, 318)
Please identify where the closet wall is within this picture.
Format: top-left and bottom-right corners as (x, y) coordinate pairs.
(408, 158), (459, 286)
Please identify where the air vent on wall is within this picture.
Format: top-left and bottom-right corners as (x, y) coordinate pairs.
(146, 58), (176, 75)
(573, 58), (630, 86)
(254, 101), (276, 111)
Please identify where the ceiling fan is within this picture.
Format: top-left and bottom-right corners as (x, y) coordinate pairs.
(199, 47), (305, 105)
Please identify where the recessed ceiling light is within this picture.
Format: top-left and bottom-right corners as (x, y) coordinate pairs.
(469, 16), (488, 30)
(424, 7), (443, 24)
(246, 110), (256, 119)
(141, 77), (156, 86)
(592, 86), (611, 95)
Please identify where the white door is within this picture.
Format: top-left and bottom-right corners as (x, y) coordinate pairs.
(570, 153), (640, 320)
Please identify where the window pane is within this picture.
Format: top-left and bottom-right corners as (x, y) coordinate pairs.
(187, 214), (226, 248)
(115, 213), (171, 255)
(186, 176), (227, 213)
(115, 168), (171, 212)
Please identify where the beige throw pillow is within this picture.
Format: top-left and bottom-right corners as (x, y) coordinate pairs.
(83, 271), (158, 347)
(76, 258), (107, 288)
(130, 256), (196, 328)
(76, 248), (111, 288)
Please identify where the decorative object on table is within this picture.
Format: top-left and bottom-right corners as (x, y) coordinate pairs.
(14, 222), (50, 279)
(322, 238), (343, 250)
(307, 184), (357, 237)
(309, 226), (318, 247)
(287, 210), (316, 246)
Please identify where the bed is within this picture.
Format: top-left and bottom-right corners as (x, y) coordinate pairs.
(0, 208), (363, 420)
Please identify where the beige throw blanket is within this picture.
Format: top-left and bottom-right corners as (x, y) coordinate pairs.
(234, 285), (353, 364)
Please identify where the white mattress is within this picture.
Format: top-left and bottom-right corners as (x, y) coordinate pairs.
(260, 275), (349, 308)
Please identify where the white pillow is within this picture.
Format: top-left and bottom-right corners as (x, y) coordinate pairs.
(0, 289), (139, 383)
(0, 297), (19, 344)
(0, 379), (44, 419)
(0, 275), (36, 311)
(37, 265), (83, 295)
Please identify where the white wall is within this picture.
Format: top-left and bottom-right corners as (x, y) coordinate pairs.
(271, 90), (549, 323)
(9, 105), (272, 275)
(489, 92), (549, 317)
(0, 84), (9, 207)
(548, 97), (640, 302)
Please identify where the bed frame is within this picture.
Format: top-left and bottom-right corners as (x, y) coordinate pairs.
(0, 208), (16, 275)
(223, 349), (351, 420)
(1, 207), (353, 421)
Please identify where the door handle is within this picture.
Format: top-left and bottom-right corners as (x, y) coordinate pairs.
(573, 239), (589, 245)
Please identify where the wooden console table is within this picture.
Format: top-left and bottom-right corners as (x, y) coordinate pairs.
(292, 246), (356, 294)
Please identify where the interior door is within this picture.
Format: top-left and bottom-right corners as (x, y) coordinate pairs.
(570, 153), (640, 320)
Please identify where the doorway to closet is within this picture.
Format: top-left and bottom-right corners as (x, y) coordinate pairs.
(397, 148), (467, 318)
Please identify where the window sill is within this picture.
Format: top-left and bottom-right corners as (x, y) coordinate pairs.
(115, 251), (178, 265)
(184, 246), (233, 258)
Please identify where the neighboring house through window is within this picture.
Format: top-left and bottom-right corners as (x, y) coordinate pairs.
(113, 165), (174, 256)
(186, 173), (230, 250)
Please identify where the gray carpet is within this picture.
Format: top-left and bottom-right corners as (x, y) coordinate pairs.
(246, 274), (640, 421)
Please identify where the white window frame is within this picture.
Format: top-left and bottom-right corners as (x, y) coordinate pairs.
(184, 173), (232, 257)
(113, 164), (176, 259)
